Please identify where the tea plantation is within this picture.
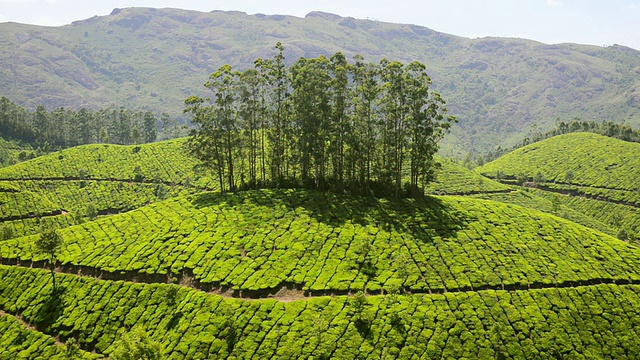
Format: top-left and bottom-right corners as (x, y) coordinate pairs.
(2, 136), (640, 358)
(3, 189), (639, 296)
(477, 132), (640, 205)
(0, 139), (511, 240)
(477, 132), (640, 240)
(0, 312), (97, 359)
(2, 266), (640, 359)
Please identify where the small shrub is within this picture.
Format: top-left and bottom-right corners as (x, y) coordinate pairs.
(1, 225), (14, 241)
(86, 203), (98, 220)
(111, 328), (162, 360)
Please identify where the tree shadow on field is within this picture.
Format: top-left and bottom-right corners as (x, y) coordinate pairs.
(35, 285), (66, 331)
(191, 189), (471, 242)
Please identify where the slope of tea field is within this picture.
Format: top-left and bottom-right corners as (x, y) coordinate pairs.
(477, 132), (640, 239)
(477, 132), (640, 205)
(0, 139), (213, 239)
(0, 312), (97, 359)
(3, 189), (640, 295)
(425, 158), (511, 195)
(0, 139), (508, 240)
(2, 265), (640, 358)
(468, 189), (617, 236)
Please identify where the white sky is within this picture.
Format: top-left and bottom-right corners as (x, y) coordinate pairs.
(1, 0), (639, 50)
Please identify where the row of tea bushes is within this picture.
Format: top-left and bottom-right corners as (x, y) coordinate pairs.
(0, 312), (98, 359)
(2, 266), (640, 359)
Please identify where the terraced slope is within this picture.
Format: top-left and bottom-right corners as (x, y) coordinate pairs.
(477, 132), (640, 239)
(2, 266), (640, 359)
(0, 312), (97, 359)
(425, 158), (511, 195)
(0, 140), (510, 240)
(469, 189), (617, 236)
(0, 139), (213, 239)
(3, 189), (639, 296)
(0, 139), (203, 185)
(477, 133), (640, 205)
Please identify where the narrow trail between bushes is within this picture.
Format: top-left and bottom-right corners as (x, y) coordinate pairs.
(2, 260), (640, 303)
(0, 209), (67, 222)
(0, 309), (64, 347)
(485, 178), (640, 208)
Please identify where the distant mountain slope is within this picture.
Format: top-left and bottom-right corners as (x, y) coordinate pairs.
(1, 7), (639, 152)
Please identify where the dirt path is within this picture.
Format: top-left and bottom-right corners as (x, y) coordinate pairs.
(2, 260), (639, 303)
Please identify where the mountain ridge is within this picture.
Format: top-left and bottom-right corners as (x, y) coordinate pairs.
(1, 7), (639, 153)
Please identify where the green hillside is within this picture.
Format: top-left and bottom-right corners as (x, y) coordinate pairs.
(477, 133), (640, 204)
(0, 139), (210, 239)
(1, 8), (639, 153)
(3, 190), (639, 295)
(477, 132), (640, 239)
(3, 264), (640, 358)
(0, 312), (97, 359)
(469, 189), (617, 236)
(425, 158), (511, 195)
(2, 135), (640, 357)
(0, 139), (508, 240)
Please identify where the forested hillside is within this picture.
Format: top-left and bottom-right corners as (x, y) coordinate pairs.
(1, 7), (639, 152)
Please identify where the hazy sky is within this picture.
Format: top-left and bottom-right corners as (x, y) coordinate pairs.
(1, 0), (639, 50)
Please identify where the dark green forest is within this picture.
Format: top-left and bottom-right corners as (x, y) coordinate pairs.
(0, 97), (167, 149)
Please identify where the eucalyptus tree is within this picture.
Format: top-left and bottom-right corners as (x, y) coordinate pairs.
(185, 95), (224, 191)
(290, 55), (332, 188)
(380, 59), (408, 195)
(404, 61), (454, 196)
(142, 111), (158, 143)
(205, 64), (242, 191)
(239, 68), (262, 188)
(328, 52), (350, 185)
(259, 42), (290, 184)
(351, 55), (381, 189)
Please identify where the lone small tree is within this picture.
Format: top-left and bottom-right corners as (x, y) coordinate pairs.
(35, 226), (63, 289)
(111, 328), (162, 360)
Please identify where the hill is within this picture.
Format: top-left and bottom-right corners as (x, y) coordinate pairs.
(2, 190), (640, 357)
(0, 139), (210, 240)
(476, 133), (640, 204)
(0, 139), (510, 240)
(477, 132), (640, 239)
(2, 266), (640, 358)
(3, 190), (639, 294)
(1, 8), (640, 153)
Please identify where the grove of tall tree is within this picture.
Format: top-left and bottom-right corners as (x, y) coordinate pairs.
(185, 43), (456, 197)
